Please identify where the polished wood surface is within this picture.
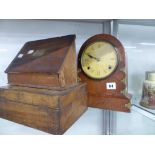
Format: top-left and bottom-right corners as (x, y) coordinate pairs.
(0, 83), (88, 134)
(6, 35), (77, 88)
(78, 34), (131, 112)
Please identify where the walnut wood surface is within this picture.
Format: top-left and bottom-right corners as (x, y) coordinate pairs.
(6, 35), (77, 88)
(78, 34), (132, 112)
(0, 83), (87, 134)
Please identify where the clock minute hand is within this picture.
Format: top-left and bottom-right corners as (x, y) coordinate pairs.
(87, 54), (100, 61)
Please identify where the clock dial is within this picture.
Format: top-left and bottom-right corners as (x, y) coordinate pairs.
(81, 41), (118, 79)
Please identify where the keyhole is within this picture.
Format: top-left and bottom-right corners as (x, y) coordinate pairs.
(108, 66), (112, 70)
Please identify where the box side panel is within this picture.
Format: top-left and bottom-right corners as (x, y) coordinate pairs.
(59, 42), (77, 87)
(0, 99), (60, 134)
(7, 73), (60, 88)
(59, 83), (87, 108)
(0, 87), (59, 109)
(59, 83), (88, 134)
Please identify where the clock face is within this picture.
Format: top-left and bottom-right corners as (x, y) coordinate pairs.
(80, 41), (118, 79)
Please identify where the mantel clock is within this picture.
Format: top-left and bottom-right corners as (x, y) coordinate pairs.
(78, 34), (132, 112)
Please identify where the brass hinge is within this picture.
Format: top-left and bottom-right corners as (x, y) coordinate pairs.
(120, 67), (126, 73)
(125, 102), (132, 109)
(121, 78), (126, 84)
(121, 89), (126, 95)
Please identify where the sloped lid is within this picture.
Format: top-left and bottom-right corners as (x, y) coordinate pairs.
(5, 35), (76, 74)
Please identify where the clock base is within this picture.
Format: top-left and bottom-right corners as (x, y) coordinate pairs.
(88, 94), (132, 112)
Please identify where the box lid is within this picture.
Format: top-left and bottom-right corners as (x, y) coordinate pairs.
(5, 35), (76, 74)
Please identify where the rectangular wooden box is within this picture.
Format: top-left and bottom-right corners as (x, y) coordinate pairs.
(0, 83), (87, 134)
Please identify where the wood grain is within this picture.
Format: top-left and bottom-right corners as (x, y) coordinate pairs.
(78, 34), (132, 112)
(0, 83), (88, 134)
(6, 35), (77, 88)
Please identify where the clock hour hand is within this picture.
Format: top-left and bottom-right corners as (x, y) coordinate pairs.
(87, 54), (100, 61)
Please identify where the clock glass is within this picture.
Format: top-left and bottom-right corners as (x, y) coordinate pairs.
(81, 41), (118, 79)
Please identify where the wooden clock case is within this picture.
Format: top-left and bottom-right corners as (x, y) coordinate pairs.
(78, 34), (132, 112)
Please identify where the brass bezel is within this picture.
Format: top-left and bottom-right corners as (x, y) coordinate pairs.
(80, 41), (119, 80)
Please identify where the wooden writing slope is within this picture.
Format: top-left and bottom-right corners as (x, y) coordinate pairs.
(5, 35), (77, 88)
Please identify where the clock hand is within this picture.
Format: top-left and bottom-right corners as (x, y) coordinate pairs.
(87, 54), (100, 61)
